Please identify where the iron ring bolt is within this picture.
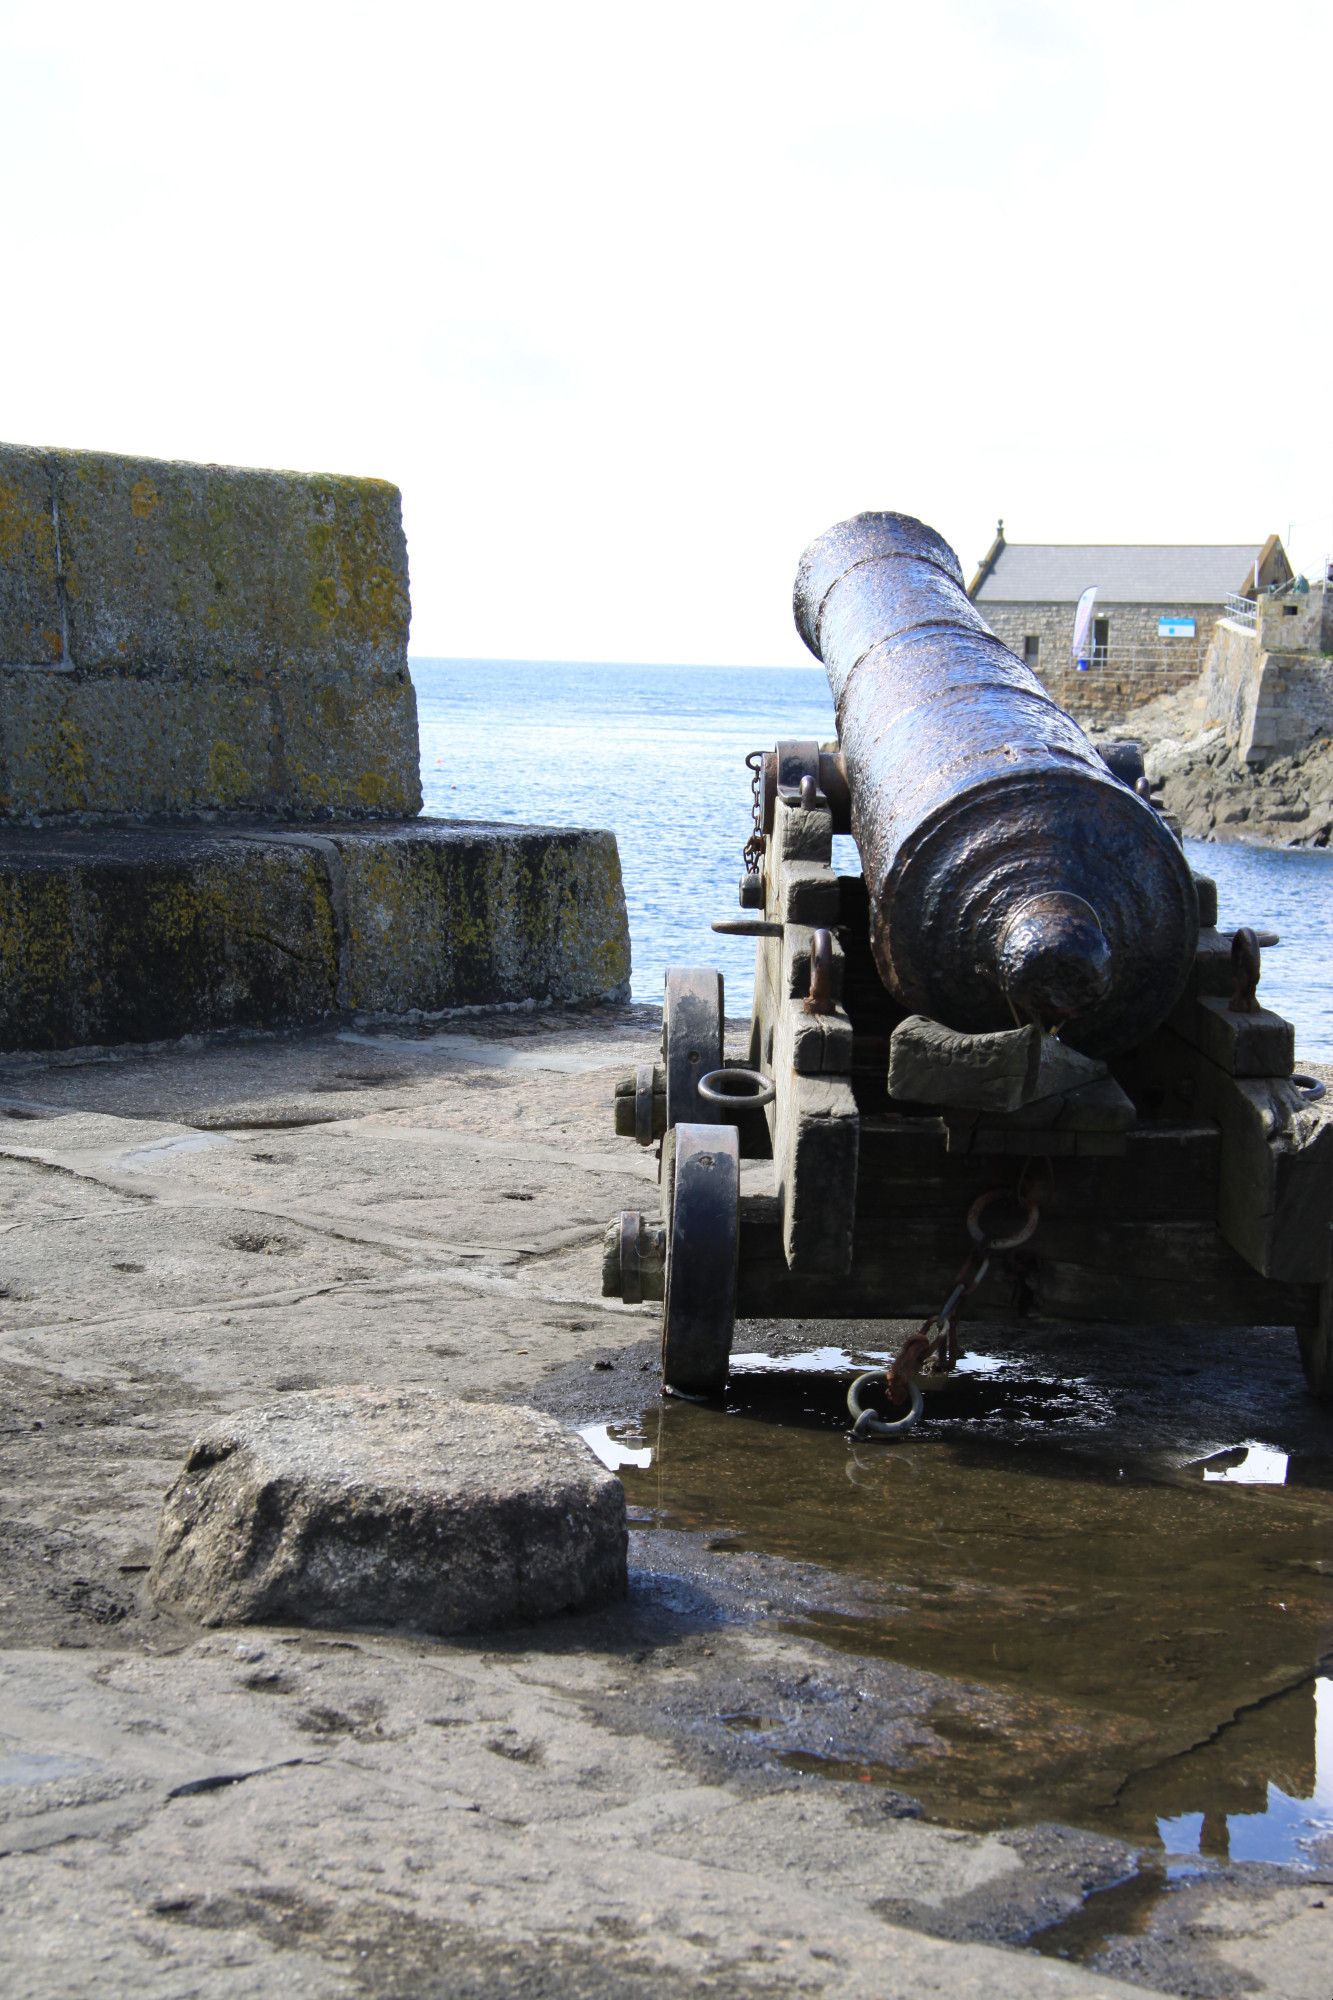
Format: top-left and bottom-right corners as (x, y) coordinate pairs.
(966, 1188), (1040, 1251)
(848, 1369), (924, 1439)
(696, 1068), (776, 1109)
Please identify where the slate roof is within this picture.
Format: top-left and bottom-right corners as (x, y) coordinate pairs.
(972, 543), (1259, 606)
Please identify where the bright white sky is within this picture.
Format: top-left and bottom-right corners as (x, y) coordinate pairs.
(3, 0), (1330, 664)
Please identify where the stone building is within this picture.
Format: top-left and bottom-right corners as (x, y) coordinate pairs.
(967, 524), (1292, 724)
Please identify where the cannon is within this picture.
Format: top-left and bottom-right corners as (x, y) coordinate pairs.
(604, 513), (1333, 1419)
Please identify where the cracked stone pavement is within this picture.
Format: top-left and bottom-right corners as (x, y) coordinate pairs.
(1, 1007), (1328, 1999)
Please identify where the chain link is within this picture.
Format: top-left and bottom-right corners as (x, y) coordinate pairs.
(848, 1163), (1044, 1441)
(742, 750), (766, 875)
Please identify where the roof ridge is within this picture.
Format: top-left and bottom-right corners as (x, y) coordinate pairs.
(997, 540), (1259, 550)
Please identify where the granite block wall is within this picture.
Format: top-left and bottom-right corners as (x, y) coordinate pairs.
(0, 443), (421, 821)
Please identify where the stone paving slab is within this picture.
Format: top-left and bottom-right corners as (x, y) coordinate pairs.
(0, 1010), (1327, 2000)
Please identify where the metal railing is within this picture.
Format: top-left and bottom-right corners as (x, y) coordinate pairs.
(1058, 644), (1207, 678)
(1224, 594), (1257, 628)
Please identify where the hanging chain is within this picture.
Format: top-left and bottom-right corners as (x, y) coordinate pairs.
(848, 1165), (1043, 1441)
(742, 750), (766, 875)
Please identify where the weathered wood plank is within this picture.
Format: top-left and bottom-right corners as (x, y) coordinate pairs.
(1190, 1065), (1333, 1283)
(770, 1066), (859, 1277)
(888, 1015), (1108, 1113)
(1169, 994), (1296, 1078)
(856, 1117), (1220, 1221)
(791, 1009), (855, 1076)
(1297, 1282), (1333, 1401)
(734, 1196), (1316, 1328)
(775, 793), (833, 865)
(781, 862), (842, 928)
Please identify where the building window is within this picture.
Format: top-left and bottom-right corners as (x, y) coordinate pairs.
(1023, 635), (1040, 668)
(1093, 616), (1109, 665)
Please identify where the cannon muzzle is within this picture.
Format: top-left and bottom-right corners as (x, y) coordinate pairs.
(793, 512), (1197, 1055)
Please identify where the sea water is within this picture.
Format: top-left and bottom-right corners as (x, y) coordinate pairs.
(413, 660), (1333, 1060)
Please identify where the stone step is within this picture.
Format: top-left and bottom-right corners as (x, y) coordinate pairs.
(0, 818), (630, 1052)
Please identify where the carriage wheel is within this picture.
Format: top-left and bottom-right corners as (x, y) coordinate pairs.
(662, 967), (724, 1134)
(661, 1121), (739, 1397)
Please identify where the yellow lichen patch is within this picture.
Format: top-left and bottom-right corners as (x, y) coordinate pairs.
(206, 738), (254, 807)
(308, 873), (339, 975)
(305, 480), (409, 652)
(141, 875), (229, 951)
(353, 768), (392, 808)
(49, 715), (91, 808)
(129, 478), (160, 519)
(310, 575), (340, 630)
(0, 479), (32, 564)
(0, 466), (61, 664)
(315, 683), (348, 733)
(0, 875), (77, 1004)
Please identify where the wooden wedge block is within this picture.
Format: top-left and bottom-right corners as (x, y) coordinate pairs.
(1193, 997), (1295, 1079)
(889, 1015), (1108, 1114)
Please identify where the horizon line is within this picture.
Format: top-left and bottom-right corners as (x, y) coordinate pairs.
(408, 654), (822, 672)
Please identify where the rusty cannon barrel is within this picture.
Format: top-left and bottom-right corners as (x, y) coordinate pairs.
(793, 512), (1198, 1056)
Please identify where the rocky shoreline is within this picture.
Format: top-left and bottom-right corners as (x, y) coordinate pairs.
(1102, 683), (1333, 849)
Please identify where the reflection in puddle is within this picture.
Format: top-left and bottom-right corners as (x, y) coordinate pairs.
(578, 1422), (652, 1472)
(603, 1354), (1333, 1871)
(1200, 1442), (1290, 1486)
(730, 1346), (876, 1375)
(1156, 1679), (1333, 1867)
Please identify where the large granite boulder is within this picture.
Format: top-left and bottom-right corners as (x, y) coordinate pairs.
(149, 1389), (628, 1634)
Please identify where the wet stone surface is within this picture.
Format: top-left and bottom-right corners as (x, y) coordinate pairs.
(2, 1012), (1330, 2000)
(537, 1317), (1333, 1980)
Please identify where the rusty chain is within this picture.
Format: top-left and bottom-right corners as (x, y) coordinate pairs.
(742, 750), (766, 876)
(848, 1167), (1043, 1441)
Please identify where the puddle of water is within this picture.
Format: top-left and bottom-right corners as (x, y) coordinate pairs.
(607, 1357), (1333, 1869)
(578, 1422), (652, 1472)
(1199, 1442), (1290, 1486)
(1028, 1864), (1174, 1963)
(114, 1132), (232, 1172)
(0, 1749), (90, 1786)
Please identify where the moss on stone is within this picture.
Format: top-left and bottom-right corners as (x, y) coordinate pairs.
(2, 442), (418, 823)
(0, 822), (630, 1052)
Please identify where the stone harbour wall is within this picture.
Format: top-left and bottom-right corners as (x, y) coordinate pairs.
(0, 443), (421, 821)
(0, 821), (631, 1052)
(1201, 609), (1333, 765)
(0, 441), (633, 1049)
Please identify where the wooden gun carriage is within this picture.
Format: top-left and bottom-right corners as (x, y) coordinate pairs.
(603, 514), (1332, 1418)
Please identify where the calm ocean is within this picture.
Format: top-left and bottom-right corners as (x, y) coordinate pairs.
(413, 660), (1333, 1061)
